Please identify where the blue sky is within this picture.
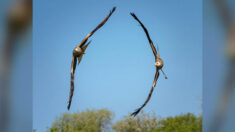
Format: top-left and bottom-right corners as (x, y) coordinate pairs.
(33, 0), (202, 131)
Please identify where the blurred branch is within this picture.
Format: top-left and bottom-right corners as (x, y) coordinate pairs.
(215, 0), (233, 28)
(0, 0), (32, 131)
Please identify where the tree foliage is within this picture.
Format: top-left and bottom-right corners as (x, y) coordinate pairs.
(112, 112), (159, 132)
(47, 109), (113, 132)
(154, 113), (202, 132)
(46, 109), (202, 132)
(112, 112), (202, 132)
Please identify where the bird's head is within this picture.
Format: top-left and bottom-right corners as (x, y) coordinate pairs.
(73, 47), (84, 56)
(154, 57), (164, 69)
(155, 57), (168, 79)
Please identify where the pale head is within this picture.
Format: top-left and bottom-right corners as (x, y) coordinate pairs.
(154, 57), (164, 69)
(73, 47), (84, 56)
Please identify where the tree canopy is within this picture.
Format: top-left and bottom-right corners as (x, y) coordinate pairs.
(46, 109), (202, 132)
(112, 112), (159, 132)
(154, 113), (202, 132)
(47, 109), (113, 132)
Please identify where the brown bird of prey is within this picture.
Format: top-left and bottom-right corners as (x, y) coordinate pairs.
(67, 7), (116, 110)
(130, 13), (167, 116)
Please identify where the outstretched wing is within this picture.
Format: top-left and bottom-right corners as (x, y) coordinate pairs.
(130, 13), (158, 59)
(131, 68), (160, 117)
(78, 7), (116, 48)
(68, 56), (77, 110)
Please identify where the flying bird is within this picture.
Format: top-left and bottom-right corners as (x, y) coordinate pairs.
(130, 13), (167, 116)
(67, 7), (116, 110)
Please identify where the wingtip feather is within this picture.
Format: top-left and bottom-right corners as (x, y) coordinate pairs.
(112, 7), (116, 13)
(67, 101), (71, 110)
(131, 108), (141, 117)
(130, 12), (134, 16)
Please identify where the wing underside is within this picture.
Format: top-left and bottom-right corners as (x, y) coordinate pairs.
(77, 7), (116, 48)
(67, 7), (116, 110)
(130, 13), (158, 59)
(68, 56), (77, 110)
(131, 68), (160, 116)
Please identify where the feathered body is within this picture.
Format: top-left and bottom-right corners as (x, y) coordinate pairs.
(67, 7), (116, 110)
(130, 13), (167, 117)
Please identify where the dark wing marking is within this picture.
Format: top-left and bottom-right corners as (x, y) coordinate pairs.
(131, 68), (160, 117)
(68, 56), (77, 110)
(78, 7), (116, 48)
(130, 13), (158, 59)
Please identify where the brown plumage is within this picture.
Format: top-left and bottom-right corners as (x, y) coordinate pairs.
(130, 13), (167, 117)
(67, 7), (116, 110)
